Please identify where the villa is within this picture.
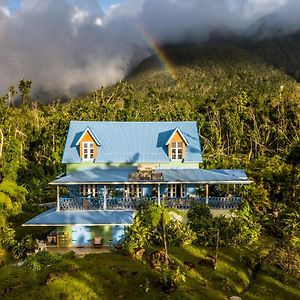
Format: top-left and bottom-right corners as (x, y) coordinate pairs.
(23, 121), (252, 248)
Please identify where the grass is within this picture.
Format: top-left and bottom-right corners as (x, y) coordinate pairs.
(0, 246), (299, 300)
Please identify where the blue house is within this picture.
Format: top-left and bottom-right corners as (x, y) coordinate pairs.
(24, 121), (252, 247)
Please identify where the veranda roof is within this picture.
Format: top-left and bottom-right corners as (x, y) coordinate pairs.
(50, 168), (252, 185)
(23, 208), (134, 226)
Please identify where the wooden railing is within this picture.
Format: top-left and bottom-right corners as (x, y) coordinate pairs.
(59, 196), (241, 211)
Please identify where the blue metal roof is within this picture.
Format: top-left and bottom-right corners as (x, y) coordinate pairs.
(51, 168), (135, 184)
(62, 121), (202, 163)
(161, 169), (251, 184)
(23, 208), (134, 226)
(50, 167), (252, 184)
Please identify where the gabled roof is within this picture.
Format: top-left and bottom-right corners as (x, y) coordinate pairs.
(62, 121), (202, 164)
(75, 127), (101, 146)
(165, 127), (189, 145)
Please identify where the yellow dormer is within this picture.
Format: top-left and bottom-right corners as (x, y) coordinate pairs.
(76, 127), (100, 161)
(165, 127), (189, 160)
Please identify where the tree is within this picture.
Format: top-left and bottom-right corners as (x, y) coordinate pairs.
(0, 179), (27, 248)
(18, 79), (32, 106)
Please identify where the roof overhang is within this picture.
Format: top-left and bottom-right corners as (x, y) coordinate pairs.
(49, 168), (252, 185)
(23, 208), (134, 226)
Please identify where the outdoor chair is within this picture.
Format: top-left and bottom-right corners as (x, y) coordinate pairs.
(93, 236), (103, 248)
(36, 239), (47, 251)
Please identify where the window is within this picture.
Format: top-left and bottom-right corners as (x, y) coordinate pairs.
(82, 142), (94, 160)
(171, 142), (183, 160)
(168, 184), (176, 198)
(167, 184), (186, 198)
(124, 184), (141, 198)
(79, 185), (98, 197)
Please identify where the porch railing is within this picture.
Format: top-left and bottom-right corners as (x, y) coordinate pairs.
(59, 196), (241, 211)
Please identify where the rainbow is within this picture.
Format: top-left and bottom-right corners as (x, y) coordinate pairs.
(141, 30), (177, 81)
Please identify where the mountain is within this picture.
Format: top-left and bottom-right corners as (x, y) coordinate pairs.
(120, 42), (296, 106)
(246, 31), (300, 81)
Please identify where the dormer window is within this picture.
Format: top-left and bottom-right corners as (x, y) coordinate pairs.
(171, 142), (183, 160)
(83, 142), (94, 160)
(166, 127), (189, 161)
(76, 127), (101, 162)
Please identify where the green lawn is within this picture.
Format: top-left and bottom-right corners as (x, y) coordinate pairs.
(0, 246), (299, 300)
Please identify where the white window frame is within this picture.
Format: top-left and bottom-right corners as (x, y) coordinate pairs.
(167, 184), (186, 198)
(124, 184), (141, 198)
(171, 141), (183, 160)
(82, 142), (95, 161)
(79, 184), (98, 197)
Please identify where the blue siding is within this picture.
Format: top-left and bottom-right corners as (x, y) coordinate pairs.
(113, 185), (124, 198)
(142, 185), (153, 197)
(112, 225), (126, 246)
(160, 184), (168, 196)
(187, 184), (197, 197)
(69, 185), (78, 197)
(72, 226), (92, 246)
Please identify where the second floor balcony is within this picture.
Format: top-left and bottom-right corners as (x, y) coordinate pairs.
(59, 195), (242, 211)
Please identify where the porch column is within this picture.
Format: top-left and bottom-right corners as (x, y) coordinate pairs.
(103, 185), (107, 210)
(205, 184), (209, 206)
(158, 184), (161, 206)
(57, 186), (60, 211)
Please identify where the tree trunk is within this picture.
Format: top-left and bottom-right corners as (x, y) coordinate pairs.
(0, 128), (3, 159)
(162, 213), (169, 268)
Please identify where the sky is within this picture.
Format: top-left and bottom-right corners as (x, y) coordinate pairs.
(0, 0), (300, 101)
(7, 0), (124, 13)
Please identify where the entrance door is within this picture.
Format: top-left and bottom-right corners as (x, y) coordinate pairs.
(72, 226), (92, 247)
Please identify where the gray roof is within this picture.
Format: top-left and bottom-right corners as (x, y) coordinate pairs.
(62, 121), (202, 163)
(23, 208), (134, 226)
(50, 168), (252, 185)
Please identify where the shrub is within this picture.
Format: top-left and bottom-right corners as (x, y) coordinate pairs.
(187, 204), (216, 245)
(159, 266), (186, 294)
(24, 251), (62, 271)
(11, 234), (35, 259)
(166, 220), (196, 246)
(187, 202), (261, 247)
(124, 205), (196, 254)
(123, 214), (151, 255)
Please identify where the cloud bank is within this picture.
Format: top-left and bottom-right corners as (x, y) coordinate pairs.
(0, 0), (300, 100)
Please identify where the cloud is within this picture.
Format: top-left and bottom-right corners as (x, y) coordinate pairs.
(0, 0), (299, 101)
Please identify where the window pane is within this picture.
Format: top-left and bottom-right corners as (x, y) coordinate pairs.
(178, 142), (182, 147)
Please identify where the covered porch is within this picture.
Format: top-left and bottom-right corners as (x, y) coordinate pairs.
(51, 167), (252, 211)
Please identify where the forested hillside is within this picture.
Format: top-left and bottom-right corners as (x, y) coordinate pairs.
(0, 41), (300, 284)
